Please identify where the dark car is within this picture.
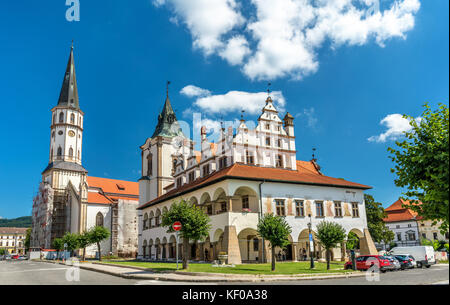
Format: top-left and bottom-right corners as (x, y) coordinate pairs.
(344, 255), (393, 273)
(394, 255), (415, 270)
(385, 256), (402, 271)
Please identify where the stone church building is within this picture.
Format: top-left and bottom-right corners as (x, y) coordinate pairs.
(30, 45), (139, 258)
(137, 91), (378, 264)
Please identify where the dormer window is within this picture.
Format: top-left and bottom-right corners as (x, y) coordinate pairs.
(116, 183), (125, 191)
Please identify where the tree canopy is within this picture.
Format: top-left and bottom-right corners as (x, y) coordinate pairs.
(257, 213), (292, 271)
(161, 199), (211, 269)
(388, 103), (449, 233)
(316, 221), (346, 270)
(89, 226), (110, 261)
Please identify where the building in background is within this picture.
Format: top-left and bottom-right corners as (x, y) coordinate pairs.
(0, 228), (27, 254)
(383, 198), (449, 248)
(30, 45), (139, 258)
(137, 92), (377, 264)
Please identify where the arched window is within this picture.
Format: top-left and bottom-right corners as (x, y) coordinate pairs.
(70, 113), (75, 124)
(143, 213), (148, 230)
(69, 147), (74, 158)
(50, 148), (53, 159)
(52, 114), (56, 125)
(78, 150), (80, 160)
(57, 147), (62, 157)
(147, 153), (153, 176)
(96, 212), (104, 227)
(59, 112), (64, 123)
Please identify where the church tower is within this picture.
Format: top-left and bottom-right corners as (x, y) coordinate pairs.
(139, 86), (188, 204)
(42, 43), (88, 192)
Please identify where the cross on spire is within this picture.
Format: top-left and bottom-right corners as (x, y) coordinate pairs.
(240, 110), (245, 121)
(267, 82), (272, 96)
(312, 147), (316, 160)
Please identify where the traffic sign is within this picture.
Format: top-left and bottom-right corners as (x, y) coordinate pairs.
(172, 221), (182, 231)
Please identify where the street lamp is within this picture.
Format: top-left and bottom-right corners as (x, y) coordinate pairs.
(307, 214), (315, 269)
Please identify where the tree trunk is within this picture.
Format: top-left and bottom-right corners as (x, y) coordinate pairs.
(182, 238), (189, 269)
(82, 247), (86, 261)
(97, 242), (101, 261)
(271, 246), (276, 271)
(326, 249), (330, 270)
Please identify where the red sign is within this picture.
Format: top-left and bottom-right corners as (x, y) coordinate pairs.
(172, 221), (182, 231)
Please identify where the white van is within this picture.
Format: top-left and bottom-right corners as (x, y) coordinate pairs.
(389, 246), (436, 268)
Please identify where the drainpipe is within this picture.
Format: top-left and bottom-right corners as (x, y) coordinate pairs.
(258, 180), (266, 263)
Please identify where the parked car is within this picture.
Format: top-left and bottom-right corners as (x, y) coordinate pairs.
(389, 246), (435, 268)
(394, 254), (416, 269)
(385, 256), (402, 271)
(5, 255), (12, 260)
(11, 254), (19, 260)
(18, 255), (27, 260)
(344, 255), (393, 273)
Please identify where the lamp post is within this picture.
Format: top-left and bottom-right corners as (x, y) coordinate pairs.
(307, 214), (315, 269)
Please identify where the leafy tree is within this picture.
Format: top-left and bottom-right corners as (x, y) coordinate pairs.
(388, 103), (449, 234)
(0, 248), (6, 256)
(257, 213), (292, 271)
(421, 238), (444, 251)
(380, 226), (395, 250)
(24, 227), (31, 253)
(346, 232), (360, 250)
(364, 194), (388, 243)
(161, 199), (211, 269)
(77, 231), (93, 261)
(88, 226), (110, 261)
(62, 232), (80, 257)
(316, 221), (346, 270)
(52, 238), (64, 260)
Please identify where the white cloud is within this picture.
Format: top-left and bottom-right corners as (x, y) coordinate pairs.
(152, 0), (421, 80)
(368, 113), (419, 143)
(180, 85), (211, 97)
(219, 36), (251, 65)
(295, 107), (318, 128)
(183, 85), (286, 115)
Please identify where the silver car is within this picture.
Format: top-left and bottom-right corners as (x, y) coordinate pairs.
(385, 256), (402, 271)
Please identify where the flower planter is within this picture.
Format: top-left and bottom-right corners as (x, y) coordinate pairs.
(218, 254), (228, 265)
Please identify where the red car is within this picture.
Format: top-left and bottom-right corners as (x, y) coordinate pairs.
(11, 255), (20, 260)
(345, 255), (393, 273)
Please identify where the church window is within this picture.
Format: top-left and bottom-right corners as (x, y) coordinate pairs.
(78, 150), (80, 160)
(52, 114), (56, 125)
(57, 147), (62, 157)
(275, 199), (285, 216)
(275, 155), (283, 168)
(59, 112), (64, 123)
(70, 113), (75, 124)
(96, 212), (104, 227)
(52, 131), (55, 138)
(147, 153), (153, 176)
(69, 147), (73, 158)
(51, 148), (53, 158)
(143, 213), (148, 230)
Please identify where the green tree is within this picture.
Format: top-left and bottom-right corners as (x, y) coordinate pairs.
(421, 238), (443, 251)
(52, 238), (64, 260)
(388, 103), (449, 234)
(364, 194), (388, 243)
(62, 232), (80, 257)
(0, 248), (6, 256)
(346, 232), (360, 250)
(380, 226), (395, 250)
(77, 231), (93, 261)
(24, 227), (31, 253)
(316, 221), (346, 270)
(161, 199), (211, 269)
(88, 226), (110, 261)
(257, 213), (292, 271)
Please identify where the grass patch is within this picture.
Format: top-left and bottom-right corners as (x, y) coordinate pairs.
(438, 260), (449, 264)
(102, 260), (351, 275)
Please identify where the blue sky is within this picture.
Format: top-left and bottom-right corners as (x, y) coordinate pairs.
(0, 0), (448, 219)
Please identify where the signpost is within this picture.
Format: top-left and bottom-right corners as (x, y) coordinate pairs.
(172, 221), (182, 270)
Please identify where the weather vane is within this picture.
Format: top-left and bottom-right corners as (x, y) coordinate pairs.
(267, 82), (272, 96)
(241, 110), (245, 121)
(312, 147), (316, 160)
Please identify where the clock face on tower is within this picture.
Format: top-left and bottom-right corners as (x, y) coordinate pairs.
(68, 130), (75, 137)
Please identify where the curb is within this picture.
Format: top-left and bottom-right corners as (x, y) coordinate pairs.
(37, 260), (365, 283)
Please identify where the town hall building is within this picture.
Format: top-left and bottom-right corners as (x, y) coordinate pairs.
(30, 45), (139, 258)
(137, 91), (378, 264)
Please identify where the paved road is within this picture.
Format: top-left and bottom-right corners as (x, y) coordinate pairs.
(0, 260), (448, 285)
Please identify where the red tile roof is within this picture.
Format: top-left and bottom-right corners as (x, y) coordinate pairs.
(138, 160), (371, 210)
(0, 227), (27, 234)
(383, 199), (422, 222)
(87, 176), (139, 205)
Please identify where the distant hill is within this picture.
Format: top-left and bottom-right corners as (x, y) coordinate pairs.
(0, 216), (32, 228)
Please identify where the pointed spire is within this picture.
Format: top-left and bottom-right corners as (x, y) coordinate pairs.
(57, 42), (80, 109)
